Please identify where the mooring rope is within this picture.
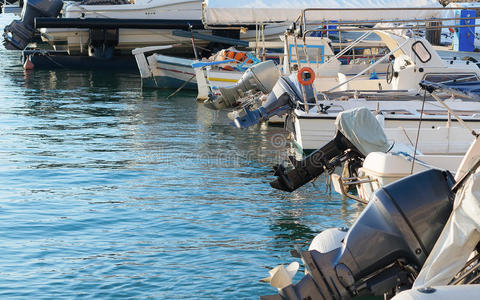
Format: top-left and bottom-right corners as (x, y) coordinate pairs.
(166, 74), (196, 99)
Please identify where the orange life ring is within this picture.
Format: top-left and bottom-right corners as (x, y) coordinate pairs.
(297, 67), (315, 86)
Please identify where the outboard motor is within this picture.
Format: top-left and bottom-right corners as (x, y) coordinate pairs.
(233, 72), (316, 128)
(3, 0), (64, 50)
(271, 107), (391, 192)
(204, 60), (280, 110)
(262, 168), (455, 299)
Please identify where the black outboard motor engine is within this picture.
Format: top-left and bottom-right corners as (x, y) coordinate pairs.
(271, 131), (361, 192)
(3, 0), (64, 50)
(262, 169), (455, 299)
(271, 107), (391, 192)
(233, 72), (316, 129)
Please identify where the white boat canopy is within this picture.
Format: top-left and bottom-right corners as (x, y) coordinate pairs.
(413, 166), (480, 288)
(202, 0), (443, 25)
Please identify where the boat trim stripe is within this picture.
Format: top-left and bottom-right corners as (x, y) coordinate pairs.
(157, 67), (195, 76)
(157, 60), (192, 68)
(207, 77), (238, 83)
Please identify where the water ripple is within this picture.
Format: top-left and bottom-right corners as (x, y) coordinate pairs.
(0, 14), (361, 299)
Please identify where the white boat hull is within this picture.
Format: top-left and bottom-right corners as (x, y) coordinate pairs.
(41, 28), (210, 55)
(292, 97), (480, 155)
(294, 115), (480, 155)
(140, 54), (197, 89)
(40, 0), (291, 54)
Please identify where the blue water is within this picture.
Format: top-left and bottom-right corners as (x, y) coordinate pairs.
(0, 14), (361, 299)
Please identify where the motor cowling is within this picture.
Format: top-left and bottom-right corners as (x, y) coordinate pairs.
(204, 60), (280, 110)
(233, 72), (316, 128)
(270, 130), (360, 192)
(263, 168), (455, 299)
(270, 107), (391, 192)
(3, 0), (63, 50)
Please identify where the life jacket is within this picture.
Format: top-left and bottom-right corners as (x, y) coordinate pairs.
(217, 50), (254, 70)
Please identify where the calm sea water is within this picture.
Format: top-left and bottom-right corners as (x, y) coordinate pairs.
(0, 14), (361, 299)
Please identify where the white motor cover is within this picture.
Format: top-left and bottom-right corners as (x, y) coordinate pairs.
(335, 107), (390, 156)
(413, 168), (480, 288)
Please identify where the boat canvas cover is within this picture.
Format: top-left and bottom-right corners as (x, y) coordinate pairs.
(203, 0), (442, 25)
(335, 107), (390, 156)
(413, 81), (480, 287)
(413, 167), (480, 287)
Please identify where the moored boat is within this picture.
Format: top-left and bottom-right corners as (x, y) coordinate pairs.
(260, 81), (480, 299)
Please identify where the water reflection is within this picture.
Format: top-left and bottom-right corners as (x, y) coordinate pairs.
(270, 213), (317, 247)
(0, 13), (362, 299)
(22, 69), (139, 92)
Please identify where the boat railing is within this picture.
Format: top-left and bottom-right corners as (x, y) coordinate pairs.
(285, 35), (387, 76)
(284, 7), (480, 80)
(293, 88), (456, 114)
(321, 31), (374, 67)
(285, 7), (480, 111)
(294, 7), (480, 38)
(436, 75), (479, 85)
(325, 37), (410, 93)
(287, 7), (480, 60)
